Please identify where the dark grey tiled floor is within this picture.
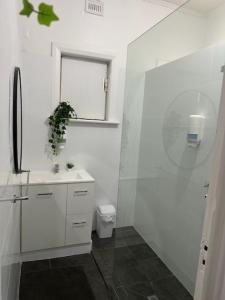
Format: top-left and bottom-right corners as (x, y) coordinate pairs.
(20, 266), (96, 300)
(92, 226), (193, 300)
(20, 226), (193, 300)
(20, 253), (110, 300)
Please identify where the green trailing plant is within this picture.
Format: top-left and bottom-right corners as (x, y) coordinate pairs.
(20, 0), (59, 27)
(48, 102), (77, 155)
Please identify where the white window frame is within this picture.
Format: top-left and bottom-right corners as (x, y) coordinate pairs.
(51, 42), (119, 126)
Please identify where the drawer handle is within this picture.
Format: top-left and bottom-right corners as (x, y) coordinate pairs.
(74, 190), (88, 196)
(72, 221), (87, 227)
(37, 192), (53, 196)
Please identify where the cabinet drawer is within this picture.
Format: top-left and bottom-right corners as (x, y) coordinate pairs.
(65, 214), (92, 245)
(67, 183), (94, 214)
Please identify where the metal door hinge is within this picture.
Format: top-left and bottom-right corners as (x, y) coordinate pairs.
(200, 240), (209, 268)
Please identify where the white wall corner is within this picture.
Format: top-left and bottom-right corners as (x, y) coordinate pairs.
(142, 0), (181, 10)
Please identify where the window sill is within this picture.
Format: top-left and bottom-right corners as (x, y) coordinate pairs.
(69, 118), (120, 126)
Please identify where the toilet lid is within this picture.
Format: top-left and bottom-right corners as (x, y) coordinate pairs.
(98, 204), (116, 215)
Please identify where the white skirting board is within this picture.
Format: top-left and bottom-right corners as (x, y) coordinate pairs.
(21, 241), (92, 262)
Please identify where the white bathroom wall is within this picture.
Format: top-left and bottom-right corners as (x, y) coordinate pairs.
(205, 2), (225, 46)
(18, 0), (175, 224)
(0, 0), (21, 299)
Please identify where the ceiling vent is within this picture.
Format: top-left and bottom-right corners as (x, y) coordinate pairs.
(85, 0), (104, 16)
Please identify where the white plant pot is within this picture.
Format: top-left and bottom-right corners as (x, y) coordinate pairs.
(58, 143), (65, 150)
(58, 130), (67, 150)
(63, 131), (67, 140)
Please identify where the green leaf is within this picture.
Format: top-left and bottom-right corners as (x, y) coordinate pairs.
(20, 0), (34, 17)
(38, 3), (59, 27)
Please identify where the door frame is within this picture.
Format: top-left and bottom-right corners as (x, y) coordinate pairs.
(195, 65), (225, 300)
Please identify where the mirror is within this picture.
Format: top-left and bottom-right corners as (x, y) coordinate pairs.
(12, 67), (23, 174)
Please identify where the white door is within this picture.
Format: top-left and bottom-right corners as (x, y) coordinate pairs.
(195, 68), (225, 300)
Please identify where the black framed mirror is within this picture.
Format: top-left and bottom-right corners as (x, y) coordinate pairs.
(13, 67), (23, 174)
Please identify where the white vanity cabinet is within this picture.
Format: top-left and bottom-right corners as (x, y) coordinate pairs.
(21, 184), (67, 252)
(21, 170), (95, 255)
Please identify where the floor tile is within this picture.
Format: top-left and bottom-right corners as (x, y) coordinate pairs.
(20, 270), (47, 287)
(88, 277), (110, 300)
(20, 226), (193, 300)
(50, 253), (95, 269)
(124, 235), (145, 246)
(147, 296), (160, 300)
(115, 286), (147, 299)
(20, 266), (96, 300)
(115, 226), (134, 232)
(152, 276), (193, 300)
(125, 282), (155, 298)
(92, 231), (126, 249)
(21, 259), (50, 274)
(109, 287), (120, 300)
(114, 265), (148, 287)
(92, 246), (136, 278)
(129, 244), (157, 260)
(137, 257), (173, 282)
(115, 227), (138, 239)
(83, 261), (105, 284)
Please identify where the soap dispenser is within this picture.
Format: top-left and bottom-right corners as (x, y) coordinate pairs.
(187, 114), (205, 147)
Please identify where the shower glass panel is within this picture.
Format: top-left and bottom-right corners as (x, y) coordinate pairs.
(115, 0), (225, 299)
(135, 44), (224, 293)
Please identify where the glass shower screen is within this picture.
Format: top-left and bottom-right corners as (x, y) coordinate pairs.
(117, 0), (225, 297)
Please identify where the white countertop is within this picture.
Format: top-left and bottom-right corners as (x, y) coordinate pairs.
(22, 170), (95, 185)
(0, 173), (21, 187)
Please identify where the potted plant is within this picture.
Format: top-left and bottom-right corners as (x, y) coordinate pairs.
(48, 101), (76, 155)
(66, 162), (74, 171)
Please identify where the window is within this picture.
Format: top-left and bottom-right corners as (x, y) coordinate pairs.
(52, 44), (119, 125)
(60, 55), (109, 121)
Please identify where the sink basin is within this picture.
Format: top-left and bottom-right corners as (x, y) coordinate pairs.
(45, 171), (83, 183)
(22, 170), (94, 185)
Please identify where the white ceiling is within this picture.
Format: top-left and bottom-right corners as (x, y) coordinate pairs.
(166, 0), (225, 13)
